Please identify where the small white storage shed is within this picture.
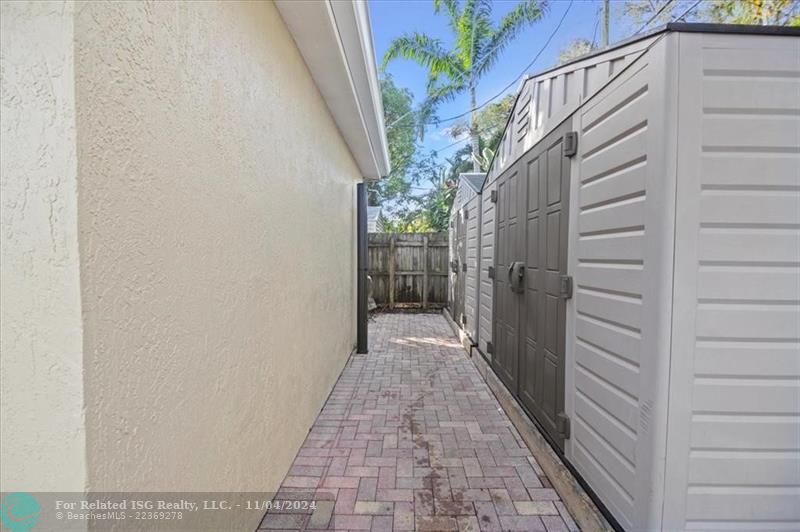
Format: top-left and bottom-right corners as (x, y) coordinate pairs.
(366, 206), (385, 232)
(448, 173), (485, 341)
(473, 24), (799, 531)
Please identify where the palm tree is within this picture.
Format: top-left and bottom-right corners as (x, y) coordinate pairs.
(382, 0), (548, 171)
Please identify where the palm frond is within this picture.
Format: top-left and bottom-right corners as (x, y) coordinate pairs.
(454, 0), (492, 70)
(417, 80), (466, 139)
(477, 0), (548, 76)
(433, 0), (461, 31)
(382, 33), (464, 79)
(454, 0), (474, 68)
(425, 69), (467, 99)
(470, 2), (494, 69)
(425, 72), (442, 98)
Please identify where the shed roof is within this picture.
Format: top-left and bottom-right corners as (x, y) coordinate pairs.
(482, 23), (799, 189)
(539, 22), (799, 79)
(367, 206), (383, 232)
(461, 173), (486, 194)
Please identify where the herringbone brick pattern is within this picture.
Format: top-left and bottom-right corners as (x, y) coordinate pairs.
(260, 313), (578, 531)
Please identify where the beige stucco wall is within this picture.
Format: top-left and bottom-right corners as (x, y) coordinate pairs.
(74, 0), (359, 492)
(2, 0), (360, 498)
(0, 1), (87, 492)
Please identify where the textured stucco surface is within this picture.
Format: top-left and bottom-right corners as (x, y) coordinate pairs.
(0, 1), (87, 491)
(72, 0), (360, 493)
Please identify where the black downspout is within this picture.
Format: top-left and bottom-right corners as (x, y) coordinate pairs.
(356, 182), (368, 353)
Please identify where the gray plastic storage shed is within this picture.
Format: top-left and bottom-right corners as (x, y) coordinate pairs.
(473, 24), (799, 531)
(448, 173), (485, 341)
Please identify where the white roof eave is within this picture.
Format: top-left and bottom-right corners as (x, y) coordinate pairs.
(275, 0), (390, 180)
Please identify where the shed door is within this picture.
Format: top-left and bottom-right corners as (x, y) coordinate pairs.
(493, 122), (571, 451)
(458, 208), (467, 324)
(454, 208), (467, 324)
(493, 162), (522, 393)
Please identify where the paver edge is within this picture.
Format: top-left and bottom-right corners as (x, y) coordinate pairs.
(442, 310), (614, 532)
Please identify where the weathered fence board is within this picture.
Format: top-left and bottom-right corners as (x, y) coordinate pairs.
(368, 232), (448, 309)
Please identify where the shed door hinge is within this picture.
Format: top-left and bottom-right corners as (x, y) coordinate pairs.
(557, 413), (571, 439)
(463, 207), (468, 219)
(462, 262), (467, 272)
(490, 190), (497, 203)
(559, 275), (573, 300)
(563, 132), (578, 158)
(488, 266), (495, 279)
(486, 341), (494, 354)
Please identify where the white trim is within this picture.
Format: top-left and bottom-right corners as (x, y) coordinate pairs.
(275, 0), (390, 180)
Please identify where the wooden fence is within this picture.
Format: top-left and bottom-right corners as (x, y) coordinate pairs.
(368, 232), (448, 309)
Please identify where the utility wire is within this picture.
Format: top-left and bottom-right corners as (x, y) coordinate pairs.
(590, 5), (601, 48)
(386, 0), (574, 131)
(633, 0), (675, 35)
(431, 123), (501, 154)
(422, 0), (574, 126)
(384, 5), (524, 131)
(674, 0), (702, 22)
(634, 0), (702, 36)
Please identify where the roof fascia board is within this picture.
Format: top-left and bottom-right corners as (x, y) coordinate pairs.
(275, 0), (390, 180)
(349, 1), (390, 176)
(535, 23), (799, 81)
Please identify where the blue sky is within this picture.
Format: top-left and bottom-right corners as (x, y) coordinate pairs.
(369, 0), (634, 158)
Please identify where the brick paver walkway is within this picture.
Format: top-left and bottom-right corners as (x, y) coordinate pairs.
(260, 313), (578, 531)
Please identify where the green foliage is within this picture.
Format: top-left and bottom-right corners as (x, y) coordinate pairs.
(391, 94), (508, 228)
(448, 94), (514, 144)
(704, 0), (799, 25)
(368, 75), (418, 206)
(448, 94), (515, 170)
(476, 94), (517, 139)
(445, 145), (476, 183)
(377, 0), (547, 231)
(558, 38), (593, 65)
(621, 0), (799, 33)
(621, 0), (686, 30)
(379, 0), (799, 233)
(370, 76), (456, 232)
(383, 0), (547, 169)
(382, 152), (458, 233)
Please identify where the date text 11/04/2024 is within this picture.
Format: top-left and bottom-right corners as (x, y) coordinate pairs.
(53, 499), (318, 512)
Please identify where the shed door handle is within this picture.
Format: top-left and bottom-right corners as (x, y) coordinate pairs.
(508, 262), (525, 293)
